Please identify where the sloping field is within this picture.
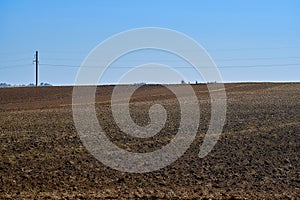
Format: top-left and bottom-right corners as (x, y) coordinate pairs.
(0, 83), (299, 199)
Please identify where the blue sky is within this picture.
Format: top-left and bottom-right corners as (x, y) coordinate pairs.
(0, 0), (299, 85)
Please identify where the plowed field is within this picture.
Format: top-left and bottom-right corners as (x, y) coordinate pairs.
(0, 83), (299, 199)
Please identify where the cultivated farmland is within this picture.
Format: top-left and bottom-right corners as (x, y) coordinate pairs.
(0, 83), (299, 199)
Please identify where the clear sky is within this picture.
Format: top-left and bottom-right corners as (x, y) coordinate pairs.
(0, 0), (299, 85)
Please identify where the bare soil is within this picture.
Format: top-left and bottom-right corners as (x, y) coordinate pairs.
(0, 83), (299, 199)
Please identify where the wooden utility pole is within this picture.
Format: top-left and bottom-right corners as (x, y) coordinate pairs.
(35, 51), (38, 87)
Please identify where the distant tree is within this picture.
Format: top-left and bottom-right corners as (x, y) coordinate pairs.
(207, 81), (217, 84)
(0, 83), (11, 88)
(181, 80), (186, 84)
(40, 82), (52, 86)
(133, 82), (146, 86)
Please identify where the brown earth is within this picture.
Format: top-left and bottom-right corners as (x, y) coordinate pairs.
(0, 83), (299, 199)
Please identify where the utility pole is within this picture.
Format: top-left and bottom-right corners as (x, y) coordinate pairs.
(35, 51), (38, 87)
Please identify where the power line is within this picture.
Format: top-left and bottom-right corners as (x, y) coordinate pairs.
(0, 57), (32, 63)
(2, 50), (300, 63)
(39, 63), (78, 67)
(221, 63), (300, 68)
(1, 62), (299, 71)
(39, 56), (300, 62)
(206, 46), (300, 52)
(1, 51), (300, 71)
(0, 50), (32, 55)
(0, 64), (32, 70)
(38, 63), (300, 69)
(31, 46), (300, 53)
(2, 56), (300, 68)
(216, 56), (300, 61)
